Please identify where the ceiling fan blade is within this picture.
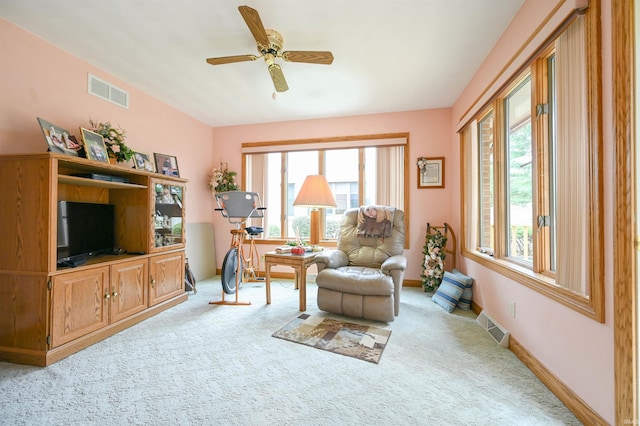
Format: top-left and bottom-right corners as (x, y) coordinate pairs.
(268, 64), (289, 92)
(206, 54), (258, 65)
(282, 51), (334, 65)
(238, 5), (270, 48)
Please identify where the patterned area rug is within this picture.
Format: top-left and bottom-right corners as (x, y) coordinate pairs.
(272, 313), (391, 364)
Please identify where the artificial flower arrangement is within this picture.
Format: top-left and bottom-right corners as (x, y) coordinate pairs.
(89, 118), (134, 163)
(209, 162), (238, 193)
(416, 156), (428, 171)
(420, 228), (448, 292)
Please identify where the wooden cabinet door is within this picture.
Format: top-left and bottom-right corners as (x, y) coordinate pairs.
(148, 252), (184, 306)
(150, 179), (185, 253)
(110, 259), (148, 323)
(50, 266), (109, 348)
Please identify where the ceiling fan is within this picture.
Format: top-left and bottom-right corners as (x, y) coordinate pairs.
(206, 5), (334, 93)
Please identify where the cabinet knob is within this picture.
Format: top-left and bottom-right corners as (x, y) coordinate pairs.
(150, 277), (155, 287)
(104, 293), (111, 300)
(112, 291), (118, 298)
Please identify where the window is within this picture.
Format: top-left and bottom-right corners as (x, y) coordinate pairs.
(478, 110), (494, 254)
(504, 76), (533, 264)
(242, 134), (408, 244)
(460, 8), (603, 322)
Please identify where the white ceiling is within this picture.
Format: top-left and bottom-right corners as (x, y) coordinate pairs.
(0, 0), (524, 127)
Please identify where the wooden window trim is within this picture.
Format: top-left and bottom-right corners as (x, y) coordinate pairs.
(460, 2), (604, 323)
(241, 133), (411, 249)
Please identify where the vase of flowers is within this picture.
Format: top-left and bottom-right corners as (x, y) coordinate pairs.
(89, 119), (134, 164)
(209, 162), (238, 193)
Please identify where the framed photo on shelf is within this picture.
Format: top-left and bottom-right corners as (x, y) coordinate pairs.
(37, 117), (80, 156)
(417, 157), (444, 188)
(80, 127), (109, 163)
(154, 153), (180, 177)
(133, 151), (155, 172)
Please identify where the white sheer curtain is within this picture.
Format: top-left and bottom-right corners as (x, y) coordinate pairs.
(376, 146), (404, 209)
(555, 16), (588, 294)
(245, 154), (267, 227)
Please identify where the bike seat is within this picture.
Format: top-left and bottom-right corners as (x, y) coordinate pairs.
(245, 226), (264, 236)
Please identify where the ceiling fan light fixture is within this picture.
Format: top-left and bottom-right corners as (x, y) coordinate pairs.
(264, 53), (275, 65)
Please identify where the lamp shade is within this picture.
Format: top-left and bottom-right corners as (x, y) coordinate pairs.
(293, 175), (337, 208)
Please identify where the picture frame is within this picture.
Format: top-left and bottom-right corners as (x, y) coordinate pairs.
(133, 151), (155, 172)
(154, 153), (180, 177)
(80, 127), (109, 163)
(37, 117), (80, 156)
(417, 157), (445, 188)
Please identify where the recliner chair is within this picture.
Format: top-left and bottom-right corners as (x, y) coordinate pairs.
(315, 207), (407, 322)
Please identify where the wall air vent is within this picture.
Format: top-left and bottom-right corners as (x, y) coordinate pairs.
(476, 310), (510, 347)
(88, 74), (129, 109)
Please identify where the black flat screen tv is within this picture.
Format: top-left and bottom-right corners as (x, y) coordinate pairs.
(57, 201), (115, 266)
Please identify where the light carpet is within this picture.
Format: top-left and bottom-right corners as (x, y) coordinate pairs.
(272, 313), (391, 363)
(0, 277), (581, 425)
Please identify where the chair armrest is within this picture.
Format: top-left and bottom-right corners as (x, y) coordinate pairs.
(381, 255), (407, 275)
(315, 250), (349, 272)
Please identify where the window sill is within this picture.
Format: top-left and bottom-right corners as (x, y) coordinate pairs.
(254, 238), (337, 249)
(462, 249), (603, 322)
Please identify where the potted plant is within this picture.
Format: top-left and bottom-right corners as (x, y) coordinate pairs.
(209, 162), (238, 193)
(89, 119), (134, 164)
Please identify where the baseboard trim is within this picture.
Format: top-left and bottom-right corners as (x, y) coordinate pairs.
(509, 336), (607, 425)
(403, 278), (422, 287)
(471, 300), (605, 424)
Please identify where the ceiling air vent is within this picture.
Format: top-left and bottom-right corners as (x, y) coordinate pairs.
(88, 74), (129, 109)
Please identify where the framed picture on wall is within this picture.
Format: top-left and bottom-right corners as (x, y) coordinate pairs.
(80, 127), (109, 163)
(154, 153), (180, 177)
(417, 157), (444, 188)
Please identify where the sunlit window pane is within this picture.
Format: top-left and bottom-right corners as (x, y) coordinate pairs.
(287, 151), (318, 239)
(326, 149), (358, 238)
(265, 153), (281, 237)
(364, 148), (376, 205)
(505, 78), (533, 263)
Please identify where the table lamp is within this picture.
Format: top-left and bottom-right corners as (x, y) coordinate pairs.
(292, 175), (337, 247)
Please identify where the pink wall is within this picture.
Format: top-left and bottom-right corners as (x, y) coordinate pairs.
(450, 0), (614, 422)
(212, 108), (454, 278)
(0, 18), (215, 224)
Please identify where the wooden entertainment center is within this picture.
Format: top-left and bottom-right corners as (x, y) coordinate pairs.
(0, 153), (188, 366)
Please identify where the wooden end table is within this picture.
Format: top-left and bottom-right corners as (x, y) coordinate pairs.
(264, 251), (318, 311)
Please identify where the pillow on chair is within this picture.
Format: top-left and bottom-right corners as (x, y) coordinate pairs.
(432, 271), (466, 313)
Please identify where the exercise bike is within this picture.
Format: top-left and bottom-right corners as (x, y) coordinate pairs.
(210, 191), (265, 306)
